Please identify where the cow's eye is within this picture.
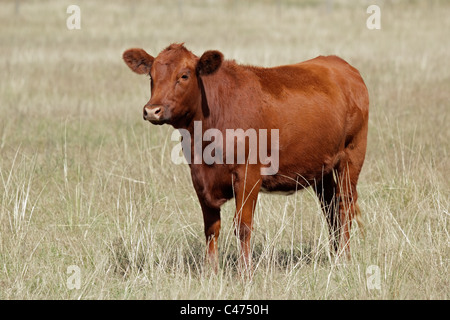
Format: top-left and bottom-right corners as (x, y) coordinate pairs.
(181, 74), (189, 80)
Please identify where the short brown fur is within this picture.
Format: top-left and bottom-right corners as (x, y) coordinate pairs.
(123, 44), (369, 272)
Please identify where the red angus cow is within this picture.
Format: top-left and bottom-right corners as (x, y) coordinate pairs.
(123, 43), (369, 271)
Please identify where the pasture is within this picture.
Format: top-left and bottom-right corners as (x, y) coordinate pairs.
(0, 0), (448, 299)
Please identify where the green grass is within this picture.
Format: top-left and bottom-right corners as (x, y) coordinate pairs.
(0, 0), (448, 299)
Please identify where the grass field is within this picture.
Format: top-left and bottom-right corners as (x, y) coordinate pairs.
(0, 0), (448, 299)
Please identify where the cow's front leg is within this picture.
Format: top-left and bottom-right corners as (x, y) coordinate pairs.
(200, 200), (221, 273)
(233, 168), (261, 274)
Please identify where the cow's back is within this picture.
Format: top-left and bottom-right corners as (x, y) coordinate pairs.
(247, 56), (369, 191)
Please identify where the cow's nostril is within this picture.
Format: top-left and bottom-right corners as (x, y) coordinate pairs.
(154, 108), (161, 115)
(143, 108), (148, 117)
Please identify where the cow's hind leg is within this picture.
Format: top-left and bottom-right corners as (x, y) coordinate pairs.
(334, 141), (366, 259)
(334, 164), (359, 259)
(315, 171), (340, 254)
(315, 165), (364, 259)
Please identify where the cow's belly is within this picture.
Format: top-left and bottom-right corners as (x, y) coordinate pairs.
(261, 171), (312, 194)
(260, 144), (342, 194)
(260, 185), (296, 195)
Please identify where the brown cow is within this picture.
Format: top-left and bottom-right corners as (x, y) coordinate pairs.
(123, 43), (368, 272)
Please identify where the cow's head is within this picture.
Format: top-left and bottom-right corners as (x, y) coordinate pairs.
(123, 43), (223, 128)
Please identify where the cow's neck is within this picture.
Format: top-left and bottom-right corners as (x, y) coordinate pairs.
(194, 61), (240, 133)
(177, 61), (245, 135)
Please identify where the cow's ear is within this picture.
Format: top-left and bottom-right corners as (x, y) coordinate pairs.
(197, 50), (223, 76)
(122, 48), (154, 75)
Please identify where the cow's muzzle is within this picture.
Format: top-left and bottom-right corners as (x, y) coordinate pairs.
(143, 104), (168, 124)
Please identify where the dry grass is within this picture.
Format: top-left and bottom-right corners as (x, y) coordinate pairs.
(0, 0), (448, 299)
